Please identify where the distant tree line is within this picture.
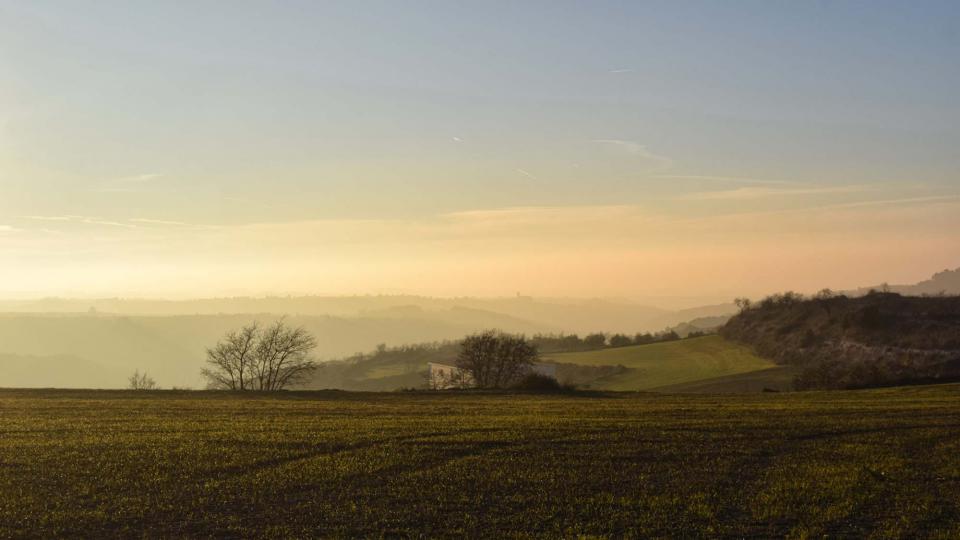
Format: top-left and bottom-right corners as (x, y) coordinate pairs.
(529, 329), (684, 353)
(323, 327), (697, 372)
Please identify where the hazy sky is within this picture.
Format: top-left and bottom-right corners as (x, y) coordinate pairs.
(1, 1), (958, 303)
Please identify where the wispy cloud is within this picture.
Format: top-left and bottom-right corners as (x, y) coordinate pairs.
(93, 173), (164, 193)
(679, 184), (871, 201)
(667, 194), (960, 226)
(118, 173), (163, 183)
(129, 218), (190, 227)
(0, 225), (20, 233)
(818, 194), (960, 210)
(591, 139), (673, 168)
(25, 215), (80, 222)
(443, 205), (637, 222)
(26, 215), (137, 228)
(654, 174), (800, 186)
(608, 68), (634, 74)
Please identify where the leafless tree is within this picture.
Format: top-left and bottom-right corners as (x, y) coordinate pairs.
(202, 322), (259, 390)
(251, 320), (318, 391)
(456, 330), (538, 388)
(128, 369), (157, 390)
(202, 320), (318, 391)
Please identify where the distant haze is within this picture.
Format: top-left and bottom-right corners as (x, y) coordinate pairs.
(0, 267), (957, 389)
(0, 295), (732, 389)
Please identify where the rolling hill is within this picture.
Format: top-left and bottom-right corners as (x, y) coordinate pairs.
(541, 335), (776, 391)
(305, 335), (779, 392)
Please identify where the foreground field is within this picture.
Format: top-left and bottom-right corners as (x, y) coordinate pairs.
(543, 335), (776, 390)
(1, 386), (959, 537)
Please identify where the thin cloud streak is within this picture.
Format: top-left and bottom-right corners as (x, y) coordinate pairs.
(654, 174), (801, 186)
(119, 173), (163, 183)
(679, 184), (871, 201)
(129, 218), (190, 227)
(25, 215), (137, 228)
(591, 139), (673, 168)
(92, 173), (165, 193)
(665, 194), (960, 227)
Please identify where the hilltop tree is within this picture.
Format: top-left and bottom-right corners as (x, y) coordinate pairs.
(634, 332), (655, 345)
(609, 334), (633, 348)
(456, 330), (538, 389)
(202, 320), (318, 391)
(583, 333), (606, 349)
(127, 370), (157, 390)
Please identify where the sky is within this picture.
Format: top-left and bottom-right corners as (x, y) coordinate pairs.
(1, 1), (959, 305)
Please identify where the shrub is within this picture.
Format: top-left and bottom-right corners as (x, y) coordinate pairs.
(511, 373), (568, 392)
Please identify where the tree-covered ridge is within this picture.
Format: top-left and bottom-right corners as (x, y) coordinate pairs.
(722, 291), (960, 389)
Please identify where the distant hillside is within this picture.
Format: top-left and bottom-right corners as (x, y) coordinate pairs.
(541, 335), (775, 391)
(850, 267), (960, 297)
(0, 354), (125, 389)
(305, 343), (458, 391)
(670, 315), (731, 337)
(721, 292), (960, 389)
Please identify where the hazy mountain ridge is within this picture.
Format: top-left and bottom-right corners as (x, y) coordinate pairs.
(0, 296), (726, 334)
(850, 267), (960, 297)
(0, 353), (124, 389)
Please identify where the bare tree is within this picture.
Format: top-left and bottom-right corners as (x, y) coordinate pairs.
(456, 330), (538, 388)
(251, 319), (318, 391)
(202, 320), (318, 391)
(128, 369), (157, 390)
(202, 323), (259, 390)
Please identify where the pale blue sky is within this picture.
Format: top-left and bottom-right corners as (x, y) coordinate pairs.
(1, 1), (958, 299)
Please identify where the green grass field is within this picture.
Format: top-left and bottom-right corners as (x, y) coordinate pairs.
(544, 335), (777, 391)
(2, 386), (959, 537)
